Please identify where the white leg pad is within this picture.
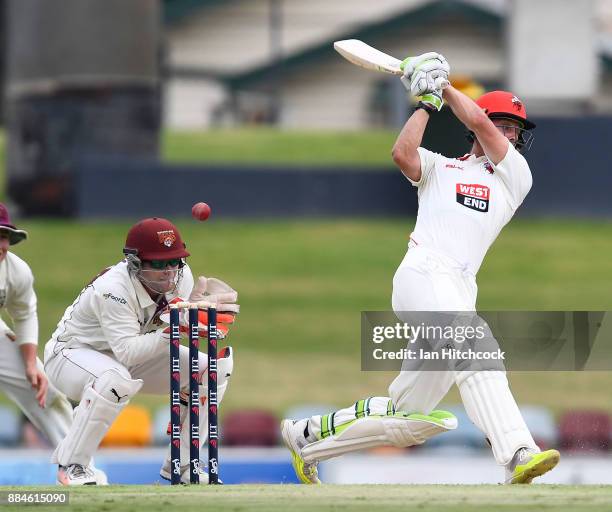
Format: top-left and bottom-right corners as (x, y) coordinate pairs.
(301, 413), (457, 463)
(457, 370), (538, 465)
(52, 368), (143, 466)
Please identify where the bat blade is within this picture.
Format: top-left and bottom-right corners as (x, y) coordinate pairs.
(333, 39), (403, 76)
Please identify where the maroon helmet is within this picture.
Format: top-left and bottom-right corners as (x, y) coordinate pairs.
(123, 218), (189, 261)
(0, 203), (28, 245)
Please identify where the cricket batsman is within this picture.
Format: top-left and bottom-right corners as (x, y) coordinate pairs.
(44, 217), (239, 485)
(282, 53), (560, 484)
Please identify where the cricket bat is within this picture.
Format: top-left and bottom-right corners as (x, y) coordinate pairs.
(333, 39), (403, 76)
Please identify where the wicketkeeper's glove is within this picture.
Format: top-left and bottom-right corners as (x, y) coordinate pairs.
(189, 276), (240, 314)
(160, 297), (236, 340)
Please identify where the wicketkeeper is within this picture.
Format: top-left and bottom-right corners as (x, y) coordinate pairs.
(282, 52), (559, 485)
(44, 217), (239, 485)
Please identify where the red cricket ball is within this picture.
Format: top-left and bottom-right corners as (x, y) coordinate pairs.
(192, 202), (211, 221)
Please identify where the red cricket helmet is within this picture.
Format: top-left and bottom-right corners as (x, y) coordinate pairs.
(476, 91), (536, 130)
(123, 218), (190, 261)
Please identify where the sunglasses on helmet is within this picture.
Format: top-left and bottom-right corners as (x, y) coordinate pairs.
(147, 258), (182, 270)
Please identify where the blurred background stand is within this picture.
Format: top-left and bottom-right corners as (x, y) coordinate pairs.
(3, 0), (161, 215)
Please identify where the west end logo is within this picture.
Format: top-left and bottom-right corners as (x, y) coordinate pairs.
(456, 183), (490, 212)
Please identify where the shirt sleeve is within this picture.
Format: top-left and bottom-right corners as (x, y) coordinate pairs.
(94, 286), (166, 367)
(6, 260), (38, 346)
(489, 140), (533, 210)
(405, 147), (439, 187)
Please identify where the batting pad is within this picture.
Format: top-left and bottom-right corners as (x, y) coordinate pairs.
(301, 411), (456, 463)
(457, 371), (537, 465)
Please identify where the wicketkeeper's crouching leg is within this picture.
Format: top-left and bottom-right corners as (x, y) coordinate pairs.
(281, 397), (456, 484)
(159, 347), (233, 484)
(52, 368), (143, 485)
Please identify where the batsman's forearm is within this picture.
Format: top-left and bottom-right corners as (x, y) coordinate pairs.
(18, 343), (38, 370)
(443, 85), (489, 132)
(392, 108), (429, 159)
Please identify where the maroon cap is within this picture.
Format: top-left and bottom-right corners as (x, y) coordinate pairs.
(123, 217), (189, 261)
(0, 204), (28, 245)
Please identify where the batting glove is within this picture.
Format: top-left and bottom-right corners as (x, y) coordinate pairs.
(416, 90), (445, 113)
(400, 52), (446, 80)
(400, 54), (450, 97)
(407, 66), (449, 97)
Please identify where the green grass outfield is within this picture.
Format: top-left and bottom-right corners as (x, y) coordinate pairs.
(3, 485), (612, 512)
(1, 218), (611, 417)
(162, 129), (398, 167)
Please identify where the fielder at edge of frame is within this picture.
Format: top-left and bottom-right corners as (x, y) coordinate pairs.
(0, 203), (107, 485)
(43, 217), (239, 485)
(281, 52), (559, 485)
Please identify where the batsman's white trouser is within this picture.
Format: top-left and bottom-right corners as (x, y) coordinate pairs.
(305, 246), (537, 465)
(391, 246), (537, 464)
(0, 332), (72, 446)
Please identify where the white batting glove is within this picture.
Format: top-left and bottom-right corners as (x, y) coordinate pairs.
(189, 276), (240, 313)
(400, 52), (446, 80)
(417, 90), (445, 112)
(400, 54), (450, 97)
(407, 68), (449, 97)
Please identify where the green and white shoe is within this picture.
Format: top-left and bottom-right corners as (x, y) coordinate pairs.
(281, 419), (321, 484)
(506, 448), (560, 484)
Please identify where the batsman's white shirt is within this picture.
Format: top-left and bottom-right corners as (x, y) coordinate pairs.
(45, 261), (193, 369)
(407, 140), (532, 275)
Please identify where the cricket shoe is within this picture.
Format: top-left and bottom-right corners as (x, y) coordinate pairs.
(505, 448), (560, 484)
(92, 466), (109, 485)
(159, 460), (222, 484)
(281, 419), (320, 484)
(89, 458), (109, 485)
(56, 464), (97, 486)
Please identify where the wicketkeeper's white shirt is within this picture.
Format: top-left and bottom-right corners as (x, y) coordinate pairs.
(406, 140), (532, 274)
(45, 261), (194, 368)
